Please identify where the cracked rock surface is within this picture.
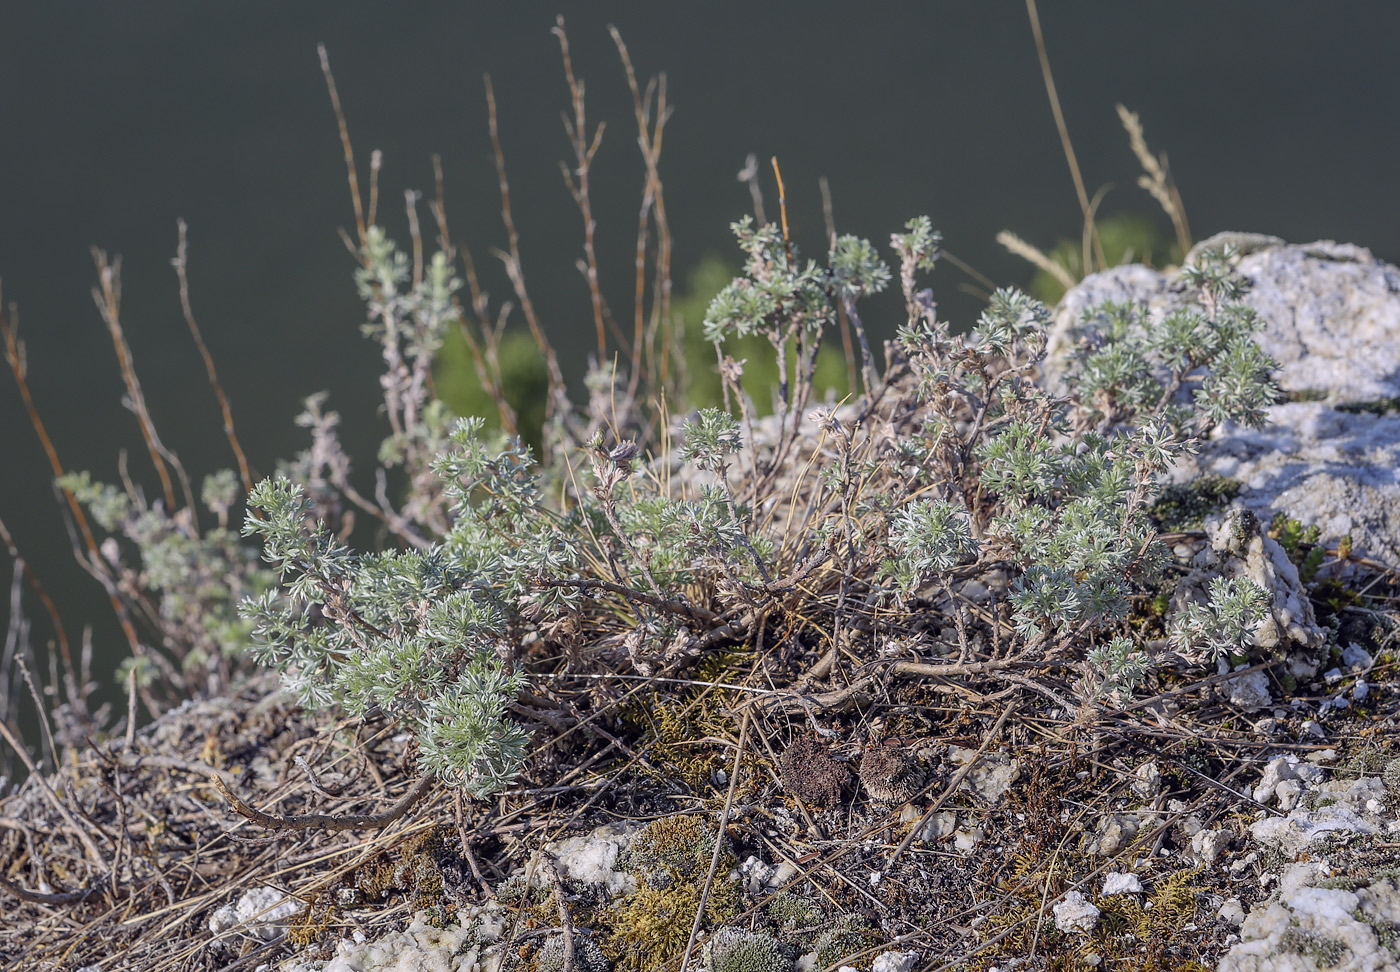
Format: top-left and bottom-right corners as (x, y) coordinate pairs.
(1044, 238), (1400, 566)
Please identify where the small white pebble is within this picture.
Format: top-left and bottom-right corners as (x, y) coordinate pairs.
(1102, 872), (1143, 895)
(1052, 891), (1100, 934)
(871, 950), (920, 972)
(1218, 897), (1245, 926)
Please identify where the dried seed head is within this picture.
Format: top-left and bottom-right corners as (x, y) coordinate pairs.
(811, 406), (842, 436)
(858, 743), (925, 803)
(609, 439), (640, 465)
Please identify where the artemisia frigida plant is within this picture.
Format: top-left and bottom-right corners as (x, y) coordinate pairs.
(234, 207), (1276, 797)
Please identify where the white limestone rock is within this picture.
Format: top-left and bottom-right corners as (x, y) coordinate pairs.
(947, 746), (1021, 804)
(910, 808), (958, 843)
(1250, 803), (1378, 855)
(1189, 828), (1230, 866)
(1083, 813), (1139, 857)
(1052, 891), (1100, 935)
(767, 861), (802, 888)
(1218, 897), (1246, 926)
(1342, 643), (1375, 672)
(1183, 405), (1400, 569)
(1101, 872), (1143, 896)
(1225, 668), (1273, 713)
(953, 824), (983, 852)
(280, 909), (506, 972)
(533, 820), (640, 896)
(1043, 240), (1400, 567)
(209, 886), (301, 944)
(1274, 779), (1304, 813)
(1218, 879), (1400, 972)
(871, 950), (920, 972)
(1131, 762), (1162, 802)
(740, 855), (777, 895)
(1253, 755), (1326, 806)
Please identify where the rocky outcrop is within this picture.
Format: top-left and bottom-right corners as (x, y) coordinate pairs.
(1045, 237), (1400, 567)
(1217, 750), (1400, 972)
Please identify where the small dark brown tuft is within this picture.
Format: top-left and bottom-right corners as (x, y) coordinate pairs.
(779, 735), (850, 808)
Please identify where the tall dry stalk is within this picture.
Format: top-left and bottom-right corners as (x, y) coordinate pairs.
(1117, 103), (1193, 257)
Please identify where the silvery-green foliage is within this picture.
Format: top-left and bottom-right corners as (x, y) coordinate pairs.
(356, 225), (461, 369)
(231, 211), (1286, 780)
(537, 934), (609, 972)
(828, 235), (891, 301)
(415, 654), (529, 790)
(975, 287), (1052, 359)
(239, 417), (570, 796)
(1084, 636), (1154, 699)
(1169, 575), (1270, 663)
(702, 217), (835, 344)
(201, 468), (241, 524)
(1181, 246), (1248, 310)
(885, 232), (1278, 693)
(433, 418), (578, 609)
(980, 421), (1187, 645)
(885, 499), (976, 593)
(895, 285), (1050, 439)
(703, 927), (792, 972)
(359, 225), (469, 535)
(700, 216), (896, 360)
(1073, 248), (1280, 434)
(891, 216), (941, 273)
(893, 281), (1167, 651)
(58, 470), (272, 684)
(679, 408), (743, 473)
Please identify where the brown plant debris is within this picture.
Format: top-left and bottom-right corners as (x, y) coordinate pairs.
(858, 742), (927, 804)
(779, 735), (851, 808)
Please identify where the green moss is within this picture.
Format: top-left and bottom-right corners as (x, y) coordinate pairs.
(806, 914), (870, 970)
(1386, 758), (1400, 793)
(1149, 476), (1243, 532)
(1338, 743), (1392, 778)
(1269, 512), (1326, 582)
(536, 934), (609, 972)
(604, 874), (740, 972)
(704, 928), (793, 972)
(1337, 396), (1400, 416)
(621, 815), (726, 885)
(1370, 912), (1400, 958)
(355, 826), (453, 909)
(1278, 926), (1348, 967)
(766, 891), (823, 930)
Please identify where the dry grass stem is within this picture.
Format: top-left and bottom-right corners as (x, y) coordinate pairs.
(995, 230), (1077, 290)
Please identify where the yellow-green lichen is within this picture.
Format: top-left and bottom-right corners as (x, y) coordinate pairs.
(603, 875), (740, 972)
(622, 815), (726, 884)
